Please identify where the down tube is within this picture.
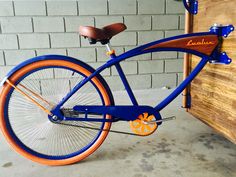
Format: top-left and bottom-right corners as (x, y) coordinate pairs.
(155, 57), (209, 111)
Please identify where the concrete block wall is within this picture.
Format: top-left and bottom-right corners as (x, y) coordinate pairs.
(0, 0), (185, 91)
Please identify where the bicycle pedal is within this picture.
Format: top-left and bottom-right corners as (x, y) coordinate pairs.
(144, 116), (176, 124)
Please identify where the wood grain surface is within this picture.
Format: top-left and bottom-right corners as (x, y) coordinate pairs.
(188, 0), (236, 143)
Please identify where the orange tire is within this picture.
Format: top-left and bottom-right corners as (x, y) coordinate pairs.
(0, 58), (113, 165)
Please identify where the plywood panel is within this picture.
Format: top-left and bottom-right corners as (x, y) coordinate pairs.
(188, 0), (236, 143)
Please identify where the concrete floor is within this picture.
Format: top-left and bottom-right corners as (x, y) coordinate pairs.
(0, 89), (236, 177)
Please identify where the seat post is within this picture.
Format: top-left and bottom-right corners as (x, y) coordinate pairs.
(105, 43), (112, 52)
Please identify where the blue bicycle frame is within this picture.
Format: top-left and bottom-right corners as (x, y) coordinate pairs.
(183, 0), (198, 15)
(48, 24), (234, 123)
(50, 25), (234, 123)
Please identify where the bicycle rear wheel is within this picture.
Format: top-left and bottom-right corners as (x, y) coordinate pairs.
(0, 56), (114, 165)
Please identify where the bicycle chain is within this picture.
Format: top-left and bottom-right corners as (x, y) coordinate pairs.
(54, 122), (145, 137)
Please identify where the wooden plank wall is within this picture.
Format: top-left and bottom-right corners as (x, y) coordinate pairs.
(188, 0), (236, 143)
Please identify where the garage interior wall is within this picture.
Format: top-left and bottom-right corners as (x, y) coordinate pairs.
(0, 0), (185, 91)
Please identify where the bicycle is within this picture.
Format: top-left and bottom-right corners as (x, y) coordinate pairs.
(0, 0), (234, 166)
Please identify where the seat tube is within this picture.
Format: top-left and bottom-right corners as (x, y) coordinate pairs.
(115, 63), (138, 106)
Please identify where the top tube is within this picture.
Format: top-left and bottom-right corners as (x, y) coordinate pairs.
(109, 32), (218, 66)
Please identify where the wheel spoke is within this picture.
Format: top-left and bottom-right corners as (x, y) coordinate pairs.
(4, 62), (112, 161)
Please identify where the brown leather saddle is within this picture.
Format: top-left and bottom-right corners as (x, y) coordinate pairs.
(79, 23), (127, 44)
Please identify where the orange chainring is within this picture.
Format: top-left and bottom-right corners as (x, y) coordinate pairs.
(129, 112), (158, 136)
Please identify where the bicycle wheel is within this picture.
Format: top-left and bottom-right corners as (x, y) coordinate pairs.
(0, 56), (114, 165)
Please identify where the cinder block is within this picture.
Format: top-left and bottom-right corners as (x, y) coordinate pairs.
(104, 76), (124, 91)
(0, 0), (186, 89)
(78, 0), (107, 15)
(28, 68), (54, 80)
(111, 32), (137, 46)
(5, 50), (35, 65)
(19, 34), (49, 49)
(165, 59), (183, 73)
(138, 0), (165, 14)
(89, 62), (110, 76)
(124, 46), (151, 61)
(129, 53), (152, 61)
(104, 74), (151, 91)
(69, 78), (80, 89)
(127, 74), (151, 89)
(138, 60), (164, 74)
(1, 17), (32, 33)
(95, 16), (123, 28)
(152, 51), (178, 60)
(124, 15), (151, 31)
(178, 52), (184, 59)
(36, 49), (66, 56)
(177, 73), (183, 86)
(14, 1), (46, 16)
(54, 67), (78, 79)
(50, 33), (80, 48)
(0, 66), (14, 80)
(0, 51), (4, 65)
(33, 17), (64, 33)
(97, 47), (124, 61)
(179, 15), (185, 30)
(111, 61), (138, 75)
(138, 31), (164, 45)
(47, 1), (77, 16)
(65, 17), (94, 32)
(152, 73), (177, 88)
(80, 37), (104, 47)
(165, 30), (184, 38)
(166, 0), (185, 14)
(0, 2), (14, 16)
(152, 15), (179, 30)
(109, 0), (136, 15)
(0, 34), (18, 49)
(41, 79), (70, 96)
(83, 33), (134, 47)
(67, 48), (96, 62)
(23, 80), (41, 95)
(69, 78), (98, 91)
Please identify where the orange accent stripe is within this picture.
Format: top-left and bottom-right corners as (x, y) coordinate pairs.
(5, 79), (52, 116)
(0, 60), (111, 166)
(106, 50), (115, 56)
(143, 35), (218, 56)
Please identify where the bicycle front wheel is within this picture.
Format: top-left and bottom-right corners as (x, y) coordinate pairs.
(0, 56), (114, 165)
